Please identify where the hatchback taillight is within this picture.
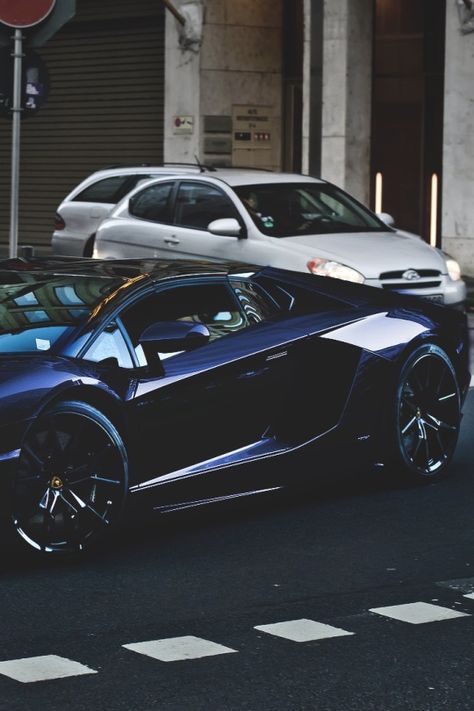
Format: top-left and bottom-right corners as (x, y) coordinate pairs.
(54, 212), (65, 230)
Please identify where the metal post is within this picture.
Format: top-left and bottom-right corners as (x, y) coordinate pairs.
(9, 28), (23, 259)
(161, 0), (186, 26)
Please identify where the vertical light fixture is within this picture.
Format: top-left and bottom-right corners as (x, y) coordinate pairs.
(430, 173), (438, 247)
(375, 172), (383, 214)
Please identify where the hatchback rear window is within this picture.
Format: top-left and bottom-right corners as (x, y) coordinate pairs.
(73, 176), (130, 204)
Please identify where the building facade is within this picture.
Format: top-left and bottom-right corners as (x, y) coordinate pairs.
(0, 0), (473, 274)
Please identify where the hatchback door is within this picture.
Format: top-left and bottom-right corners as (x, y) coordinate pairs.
(97, 181), (177, 259)
(157, 180), (247, 262)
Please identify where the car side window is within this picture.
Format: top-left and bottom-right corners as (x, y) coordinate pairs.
(73, 176), (130, 204)
(120, 282), (246, 366)
(129, 182), (174, 223)
(174, 182), (239, 231)
(230, 279), (279, 323)
(82, 321), (134, 368)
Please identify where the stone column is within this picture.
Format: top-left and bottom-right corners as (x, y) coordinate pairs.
(164, 1), (202, 163)
(442, 2), (474, 275)
(319, 0), (372, 205)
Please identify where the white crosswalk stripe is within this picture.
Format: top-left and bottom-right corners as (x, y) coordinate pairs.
(1, 590), (474, 683)
(122, 635), (238, 662)
(254, 618), (354, 642)
(0, 655), (97, 683)
(369, 601), (470, 624)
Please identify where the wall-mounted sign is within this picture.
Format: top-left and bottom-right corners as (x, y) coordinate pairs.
(232, 105), (275, 169)
(173, 115), (194, 134)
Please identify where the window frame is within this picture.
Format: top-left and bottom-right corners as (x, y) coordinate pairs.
(76, 277), (252, 371)
(72, 175), (133, 205)
(128, 180), (177, 225)
(229, 277), (281, 323)
(81, 319), (135, 369)
(172, 179), (243, 233)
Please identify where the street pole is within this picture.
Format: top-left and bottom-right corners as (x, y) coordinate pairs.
(9, 28), (23, 258)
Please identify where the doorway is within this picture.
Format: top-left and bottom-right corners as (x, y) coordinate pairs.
(371, 0), (445, 244)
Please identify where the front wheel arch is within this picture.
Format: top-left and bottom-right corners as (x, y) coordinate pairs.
(11, 399), (129, 555)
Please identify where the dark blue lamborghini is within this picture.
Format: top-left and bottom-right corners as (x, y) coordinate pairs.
(0, 256), (469, 555)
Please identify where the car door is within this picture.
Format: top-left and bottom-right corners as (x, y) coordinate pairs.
(99, 181), (178, 259)
(158, 180), (247, 262)
(118, 277), (300, 504)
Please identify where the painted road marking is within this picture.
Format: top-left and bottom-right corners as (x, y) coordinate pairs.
(464, 593), (474, 600)
(0, 655), (97, 683)
(254, 618), (354, 642)
(369, 601), (470, 624)
(123, 635), (237, 662)
(437, 576), (474, 593)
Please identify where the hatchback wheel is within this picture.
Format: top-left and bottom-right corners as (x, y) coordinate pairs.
(392, 345), (460, 481)
(11, 401), (128, 554)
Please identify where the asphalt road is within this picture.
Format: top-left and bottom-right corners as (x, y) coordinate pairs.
(0, 386), (473, 710)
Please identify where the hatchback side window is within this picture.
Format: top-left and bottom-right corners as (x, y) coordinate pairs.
(174, 182), (239, 231)
(73, 176), (130, 204)
(129, 182), (174, 223)
(120, 282), (246, 366)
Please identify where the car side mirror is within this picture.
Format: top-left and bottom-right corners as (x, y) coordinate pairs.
(377, 212), (395, 227)
(138, 320), (210, 354)
(207, 217), (243, 238)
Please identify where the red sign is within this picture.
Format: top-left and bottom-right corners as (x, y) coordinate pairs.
(0, 0), (56, 28)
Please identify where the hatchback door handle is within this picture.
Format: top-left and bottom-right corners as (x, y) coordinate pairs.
(164, 237), (180, 245)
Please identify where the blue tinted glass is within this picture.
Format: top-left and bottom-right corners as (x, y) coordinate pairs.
(25, 310), (50, 323)
(0, 326), (72, 353)
(14, 292), (38, 306)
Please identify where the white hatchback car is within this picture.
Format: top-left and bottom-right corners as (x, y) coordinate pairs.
(52, 164), (205, 257)
(93, 171), (466, 306)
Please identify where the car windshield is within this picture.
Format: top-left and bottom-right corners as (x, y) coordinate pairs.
(234, 183), (388, 238)
(0, 272), (124, 354)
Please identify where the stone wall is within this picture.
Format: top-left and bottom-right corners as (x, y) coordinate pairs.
(164, 0), (283, 169)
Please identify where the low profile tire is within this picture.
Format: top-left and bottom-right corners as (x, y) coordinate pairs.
(390, 344), (461, 482)
(11, 401), (128, 555)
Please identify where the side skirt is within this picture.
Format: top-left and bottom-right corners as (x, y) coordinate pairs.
(153, 486), (283, 514)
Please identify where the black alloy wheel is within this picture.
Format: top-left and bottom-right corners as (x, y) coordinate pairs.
(394, 344), (461, 481)
(11, 401), (128, 554)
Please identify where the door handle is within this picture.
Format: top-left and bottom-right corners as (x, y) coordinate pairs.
(164, 236), (180, 245)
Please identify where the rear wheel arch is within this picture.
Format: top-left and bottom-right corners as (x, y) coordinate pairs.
(387, 342), (461, 481)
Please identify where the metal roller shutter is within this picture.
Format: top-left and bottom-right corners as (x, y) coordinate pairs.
(0, 0), (165, 250)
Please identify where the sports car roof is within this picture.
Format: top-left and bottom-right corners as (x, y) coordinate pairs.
(0, 256), (260, 284)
